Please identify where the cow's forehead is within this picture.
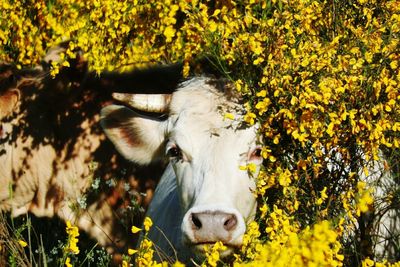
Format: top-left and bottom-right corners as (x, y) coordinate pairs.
(166, 78), (258, 155)
(169, 78), (242, 118)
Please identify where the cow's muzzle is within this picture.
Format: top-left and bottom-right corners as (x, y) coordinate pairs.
(181, 206), (246, 255)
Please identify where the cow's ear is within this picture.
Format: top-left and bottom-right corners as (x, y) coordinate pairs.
(0, 88), (20, 118)
(100, 105), (166, 165)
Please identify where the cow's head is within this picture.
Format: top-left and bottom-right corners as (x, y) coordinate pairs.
(101, 77), (263, 257)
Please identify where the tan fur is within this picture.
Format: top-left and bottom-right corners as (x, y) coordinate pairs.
(0, 88), (20, 118)
(0, 65), (162, 255)
(0, 92), (119, 249)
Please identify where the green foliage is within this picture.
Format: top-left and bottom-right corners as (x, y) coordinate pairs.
(1, 0), (399, 266)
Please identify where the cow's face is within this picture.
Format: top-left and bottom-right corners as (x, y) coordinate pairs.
(101, 78), (263, 256)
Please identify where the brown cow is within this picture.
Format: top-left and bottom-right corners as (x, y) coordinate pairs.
(0, 54), (182, 256)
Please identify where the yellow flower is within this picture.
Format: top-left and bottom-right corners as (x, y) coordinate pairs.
(65, 257), (72, 267)
(65, 220), (80, 255)
(68, 240), (80, 255)
(244, 112), (256, 125)
(239, 163), (257, 174)
(224, 113), (235, 120)
(203, 242), (227, 267)
(128, 248), (138, 255)
(356, 182), (374, 215)
(18, 240), (27, 247)
(131, 226), (142, 234)
(143, 217), (153, 232)
(209, 21), (218, 32)
(121, 260), (129, 267)
(362, 258), (375, 267)
(316, 187), (328, 205)
(172, 261), (186, 267)
(163, 26), (175, 42)
(390, 60), (398, 70)
(278, 169), (292, 187)
(255, 98), (271, 115)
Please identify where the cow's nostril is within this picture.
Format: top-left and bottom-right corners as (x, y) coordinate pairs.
(223, 214), (237, 231)
(191, 213), (202, 229)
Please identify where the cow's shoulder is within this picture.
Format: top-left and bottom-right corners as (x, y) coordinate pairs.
(143, 164), (186, 261)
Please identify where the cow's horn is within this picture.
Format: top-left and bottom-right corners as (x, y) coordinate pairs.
(112, 93), (171, 113)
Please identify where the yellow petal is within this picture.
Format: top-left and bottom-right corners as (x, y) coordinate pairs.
(131, 226), (142, 234)
(224, 113), (235, 120)
(128, 248), (138, 255)
(18, 240), (27, 247)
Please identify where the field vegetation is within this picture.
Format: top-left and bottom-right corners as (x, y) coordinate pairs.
(1, 0), (399, 266)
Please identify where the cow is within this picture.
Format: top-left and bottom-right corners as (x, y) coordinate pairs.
(0, 56), (182, 257)
(355, 155), (400, 261)
(326, 148), (400, 262)
(100, 77), (264, 263)
(101, 76), (400, 264)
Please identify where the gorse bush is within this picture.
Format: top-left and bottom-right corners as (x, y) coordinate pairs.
(1, 0), (400, 266)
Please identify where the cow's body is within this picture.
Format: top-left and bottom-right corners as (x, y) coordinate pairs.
(0, 63), (166, 253)
(359, 156), (400, 261)
(144, 164), (182, 261)
(326, 148), (400, 261)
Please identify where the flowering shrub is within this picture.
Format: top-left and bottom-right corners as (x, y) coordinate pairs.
(235, 220), (344, 267)
(1, 0), (400, 266)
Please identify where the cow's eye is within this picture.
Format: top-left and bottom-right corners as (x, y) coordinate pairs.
(250, 147), (263, 162)
(253, 148), (262, 157)
(166, 145), (182, 159)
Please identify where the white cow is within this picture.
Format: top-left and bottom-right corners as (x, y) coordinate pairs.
(358, 155), (400, 261)
(101, 77), (263, 263)
(101, 76), (400, 264)
(325, 148), (400, 261)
